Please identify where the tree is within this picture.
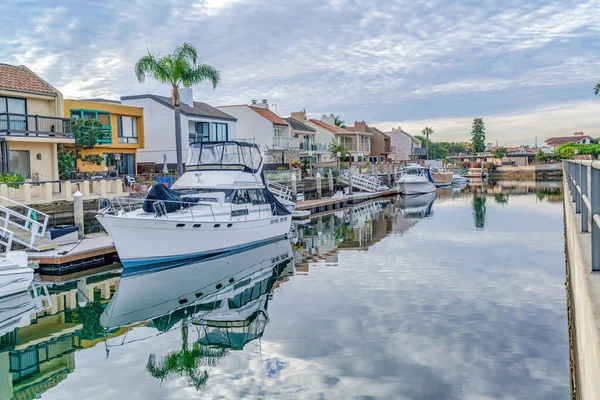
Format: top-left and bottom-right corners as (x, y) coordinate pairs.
(333, 115), (345, 128)
(147, 325), (227, 391)
(471, 118), (486, 153)
(492, 147), (507, 159)
(329, 139), (350, 161)
(439, 142), (466, 155)
(472, 196), (486, 228)
(135, 42), (220, 174)
(57, 118), (105, 179)
(595, 83), (600, 96)
(422, 127), (433, 160)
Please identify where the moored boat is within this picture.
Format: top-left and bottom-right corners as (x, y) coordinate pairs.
(395, 164), (437, 195)
(97, 141), (294, 269)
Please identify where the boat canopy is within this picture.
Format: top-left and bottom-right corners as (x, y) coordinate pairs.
(187, 141), (263, 173)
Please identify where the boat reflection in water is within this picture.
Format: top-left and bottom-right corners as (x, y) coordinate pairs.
(101, 238), (294, 390)
(398, 191), (436, 218)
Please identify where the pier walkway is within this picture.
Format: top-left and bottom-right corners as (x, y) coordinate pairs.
(563, 160), (600, 399)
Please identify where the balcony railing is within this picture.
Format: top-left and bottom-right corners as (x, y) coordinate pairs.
(0, 113), (73, 138)
(272, 136), (299, 149)
(412, 148), (427, 156)
(300, 142), (329, 152)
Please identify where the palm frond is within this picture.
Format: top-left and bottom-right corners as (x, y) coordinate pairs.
(175, 42), (198, 64)
(183, 63), (221, 89)
(135, 53), (172, 84)
(595, 83), (600, 96)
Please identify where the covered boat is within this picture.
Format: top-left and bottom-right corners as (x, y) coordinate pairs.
(395, 164), (437, 195)
(97, 141), (294, 269)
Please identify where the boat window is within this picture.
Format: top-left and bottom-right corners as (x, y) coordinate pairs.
(248, 189), (268, 205)
(187, 141), (262, 173)
(232, 190), (251, 204)
(231, 209), (249, 217)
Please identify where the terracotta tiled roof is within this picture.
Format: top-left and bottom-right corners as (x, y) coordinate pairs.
(0, 63), (57, 95)
(249, 106), (288, 126)
(308, 119), (351, 133)
(545, 136), (594, 146)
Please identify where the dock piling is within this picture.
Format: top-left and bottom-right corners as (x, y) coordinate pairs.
(316, 172), (322, 199)
(291, 174), (297, 201)
(348, 168), (353, 195)
(328, 170), (334, 196)
(73, 191), (84, 239)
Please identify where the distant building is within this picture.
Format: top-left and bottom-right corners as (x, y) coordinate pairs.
(64, 99), (145, 176)
(545, 132), (594, 152)
(306, 116), (371, 162)
(346, 121), (391, 163)
(0, 63), (75, 180)
(284, 113), (328, 165)
(384, 127), (423, 162)
(217, 100), (298, 166)
(121, 88), (236, 170)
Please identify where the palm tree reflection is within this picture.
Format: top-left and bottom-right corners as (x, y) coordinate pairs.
(146, 324), (227, 390)
(472, 195), (487, 229)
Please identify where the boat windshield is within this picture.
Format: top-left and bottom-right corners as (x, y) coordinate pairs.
(187, 141), (263, 173)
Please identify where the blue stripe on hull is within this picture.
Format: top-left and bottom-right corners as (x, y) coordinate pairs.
(120, 235), (288, 275)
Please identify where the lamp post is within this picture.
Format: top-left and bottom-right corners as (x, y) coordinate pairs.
(337, 151), (341, 176)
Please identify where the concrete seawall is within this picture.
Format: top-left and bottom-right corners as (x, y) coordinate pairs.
(491, 163), (563, 180)
(564, 179), (600, 399)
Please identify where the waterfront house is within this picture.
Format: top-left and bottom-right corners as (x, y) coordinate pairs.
(121, 88), (236, 170)
(545, 132), (594, 152)
(64, 99), (144, 175)
(0, 63), (74, 180)
(217, 100), (298, 166)
(346, 121), (391, 163)
(385, 127), (424, 162)
(306, 115), (371, 162)
(285, 111), (330, 164)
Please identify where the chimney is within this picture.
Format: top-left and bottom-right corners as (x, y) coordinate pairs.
(574, 131), (584, 136)
(252, 99), (269, 109)
(291, 111), (306, 122)
(321, 114), (336, 127)
(178, 87), (193, 106)
(354, 120), (367, 132)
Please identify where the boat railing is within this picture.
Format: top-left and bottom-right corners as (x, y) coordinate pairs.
(266, 180), (293, 202)
(98, 196), (219, 221)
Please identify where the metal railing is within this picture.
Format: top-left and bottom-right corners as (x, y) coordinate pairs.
(299, 142), (329, 151)
(266, 180), (293, 202)
(0, 227), (14, 251)
(564, 160), (600, 271)
(0, 195), (50, 248)
(272, 136), (299, 149)
(0, 113), (73, 137)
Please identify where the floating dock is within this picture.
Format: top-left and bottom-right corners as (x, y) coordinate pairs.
(293, 189), (398, 219)
(27, 233), (119, 275)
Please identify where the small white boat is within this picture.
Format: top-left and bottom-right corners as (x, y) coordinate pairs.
(97, 141), (294, 269)
(395, 164), (437, 195)
(452, 173), (468, 185)
(0, 252), (33, 298)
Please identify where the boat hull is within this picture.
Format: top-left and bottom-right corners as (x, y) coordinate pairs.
(452, 176), (467, 185)
(97, 213), (292, 269)
(396, 181), (437, 195)
(0, 267), (33, 297)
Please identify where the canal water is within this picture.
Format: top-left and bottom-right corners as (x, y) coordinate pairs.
(0, 181), (569, 399)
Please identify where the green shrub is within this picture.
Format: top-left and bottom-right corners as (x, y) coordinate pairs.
(0, 173), (25, 189)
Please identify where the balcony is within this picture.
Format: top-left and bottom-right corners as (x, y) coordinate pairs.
(412, 147), (427, 156)
(272, 136), (299, 149)
(0, 113), (73, 138)
(299, 142), (329, 152)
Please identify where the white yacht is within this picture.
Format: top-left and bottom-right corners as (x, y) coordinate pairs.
(395, 164), (437, 195)
(0, 252), (33, 298)
(452, 172), (468, 185)
(97, 141), (294, 269)
(398, 192), (437, 218)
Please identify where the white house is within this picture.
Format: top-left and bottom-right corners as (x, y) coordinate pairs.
(121, 88), (237, 169)
(217, 100), (298, 165)
(385, 126), (422, 162)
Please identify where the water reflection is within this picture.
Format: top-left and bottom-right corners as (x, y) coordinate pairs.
(0, 180), (568, 398)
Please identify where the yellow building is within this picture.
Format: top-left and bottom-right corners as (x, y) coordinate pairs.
(63, 99), (145, 175)
(0, 63), (75, 181)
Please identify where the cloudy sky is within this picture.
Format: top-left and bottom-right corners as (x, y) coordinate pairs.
(1, 0), (599, 145)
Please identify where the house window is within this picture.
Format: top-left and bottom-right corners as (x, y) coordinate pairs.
(9, 150), (30, 179)
(273, 127), (283, 137)
(212, 123), (228, 141)
(190, 122), (209, 143)
(118, 116), (138, 144)
(0, 96), (27, 131)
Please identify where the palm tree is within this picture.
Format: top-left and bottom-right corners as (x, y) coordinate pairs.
(146, 325), (227, 390)
(472, 195), (487, 228)
(595, 83), (600, 96)
(334, 115), (345, 128)
(135, 42), (220, 174)
(422, 127), (433, 160)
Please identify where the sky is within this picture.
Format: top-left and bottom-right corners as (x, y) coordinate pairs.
(1, 0), (599, 146)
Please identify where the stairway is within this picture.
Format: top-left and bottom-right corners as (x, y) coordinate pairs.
(0, 196), (56, 251)
(339, 170), (389, 193)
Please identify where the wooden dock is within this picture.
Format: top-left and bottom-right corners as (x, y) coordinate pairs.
(27, 233), (119, 275)
(293, 189), (398, 219)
